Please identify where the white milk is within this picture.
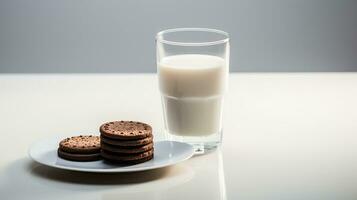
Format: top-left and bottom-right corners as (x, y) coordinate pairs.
(158, 54), (227, 136)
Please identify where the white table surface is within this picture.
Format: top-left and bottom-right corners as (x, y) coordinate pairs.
(0, 73), (356, 200)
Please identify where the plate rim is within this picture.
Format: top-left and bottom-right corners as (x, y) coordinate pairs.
(28, 137), (194, 173)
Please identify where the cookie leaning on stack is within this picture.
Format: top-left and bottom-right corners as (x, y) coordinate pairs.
(99, 121), (154, 164)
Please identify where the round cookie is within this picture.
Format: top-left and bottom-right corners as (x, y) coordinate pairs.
(101, 149), (154, 162)
(103, 154), (154, 164)
(100, 134), (153, 147)
(100, 121), (152, 140)
(59, 135), (100, 154)
(101, 142), (153, 154)
(57, 148), (101, 161)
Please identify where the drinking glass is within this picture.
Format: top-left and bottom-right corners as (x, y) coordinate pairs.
(156, 28), (229, 153)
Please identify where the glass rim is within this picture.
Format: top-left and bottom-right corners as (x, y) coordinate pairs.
(156, 28), (229, 46)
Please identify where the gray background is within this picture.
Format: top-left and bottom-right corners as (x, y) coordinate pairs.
(0, 0), (356, 73)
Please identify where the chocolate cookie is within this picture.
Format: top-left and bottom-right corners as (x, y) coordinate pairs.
(103, 154), (154, 164)
(100, 121), (152, 140)
(59, 135), (100, 154)
(57, 148), (101, 161)
(101, 142), (153, 154)
(100, 149), (154, 163)
(100, 134), (153, 147)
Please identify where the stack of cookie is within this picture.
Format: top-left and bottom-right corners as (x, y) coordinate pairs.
(58, 135), (101, 161)
(99, 121), (154, 164)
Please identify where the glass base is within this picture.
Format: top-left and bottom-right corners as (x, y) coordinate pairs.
(190, 141), (220, 155)
(166, 130), (222, 154)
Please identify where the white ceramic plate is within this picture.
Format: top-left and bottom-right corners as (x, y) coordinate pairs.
(28, 136), (194, 173)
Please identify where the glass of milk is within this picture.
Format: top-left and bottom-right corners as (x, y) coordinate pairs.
(156, 28), (229, 153)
